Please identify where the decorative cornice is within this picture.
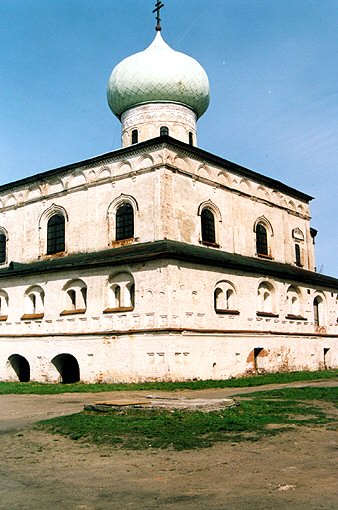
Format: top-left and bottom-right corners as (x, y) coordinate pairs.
(0, 327), (336, 339)
(0, 136), (313, 202)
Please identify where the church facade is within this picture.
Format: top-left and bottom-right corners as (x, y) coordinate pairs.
(0, 27), (337, 383)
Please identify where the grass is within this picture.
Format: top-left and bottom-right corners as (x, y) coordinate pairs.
(36, 386), (337, 450)
(1, 369), (337, 394)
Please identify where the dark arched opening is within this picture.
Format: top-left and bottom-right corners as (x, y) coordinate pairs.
(116, 203), (134, 240)
(47, 214), (65, 254)
(0, 233), (6, 264)
(295, 243), (301, 266)
(256, 223), (268, 256)
(201, 208), (216, 244)
(8, 354), (30, 382)
(51, 353), (80, 383)
(131, 129), (138, 144)
(160, 126), (169, 137)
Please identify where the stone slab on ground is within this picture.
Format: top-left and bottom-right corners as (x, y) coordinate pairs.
(84, 395), (237, 412)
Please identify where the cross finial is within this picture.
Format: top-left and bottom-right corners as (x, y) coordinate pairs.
(153, 0), (164, 31)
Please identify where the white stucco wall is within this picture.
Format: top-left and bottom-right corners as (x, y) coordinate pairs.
(0, 142), (335, 383)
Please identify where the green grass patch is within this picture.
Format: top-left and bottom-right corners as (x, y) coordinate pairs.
(36, 386), (337, 450)
(241, 386), (338, 404)
(1, 369), (337, 394)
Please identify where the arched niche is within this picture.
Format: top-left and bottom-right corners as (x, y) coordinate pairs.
(8, 354), (30, 382)
(51, 353), (80, 383)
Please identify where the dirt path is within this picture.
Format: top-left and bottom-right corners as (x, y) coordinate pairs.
(0, 379), (337, 510)
(1, 378), (337, 433)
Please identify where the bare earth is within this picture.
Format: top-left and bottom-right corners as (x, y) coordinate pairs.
(0, 380), (337, 510)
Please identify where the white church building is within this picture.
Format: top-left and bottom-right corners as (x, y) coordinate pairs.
(0, 12), (337, 383)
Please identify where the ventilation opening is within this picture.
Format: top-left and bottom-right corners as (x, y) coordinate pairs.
(8, 354), (30, 382)
(51, 353), (80, 383)
(254, 347), (264, 373)
(323, 347), (330, 369)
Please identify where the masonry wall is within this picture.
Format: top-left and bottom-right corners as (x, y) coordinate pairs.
(0, 144), (315, 269)
(1, 333), (337, 383)
(0, 258), (336, 382)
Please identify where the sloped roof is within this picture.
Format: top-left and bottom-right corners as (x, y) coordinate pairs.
(0, 240), (336, 289)
(0, 136), (313, 202)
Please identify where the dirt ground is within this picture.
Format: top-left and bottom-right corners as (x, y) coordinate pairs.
(0, 381), (337, 510)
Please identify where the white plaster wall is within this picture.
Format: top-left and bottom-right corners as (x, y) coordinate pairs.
(0, 256), (336, 337)
(1, 333), (336, 383)
(121, 103), (197, 147)
(0, 258), (336, 382)
(0, 145), (315, 269)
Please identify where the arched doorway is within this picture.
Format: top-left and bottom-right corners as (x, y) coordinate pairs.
(51, 353), (80, 383)
(8, 354), (30, 382)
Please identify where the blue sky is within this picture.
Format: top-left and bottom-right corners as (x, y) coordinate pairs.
(0, 0), (337, 277)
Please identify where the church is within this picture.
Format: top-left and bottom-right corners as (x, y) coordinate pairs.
(0, 6), (337, 383)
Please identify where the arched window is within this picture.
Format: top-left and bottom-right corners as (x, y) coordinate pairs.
(313, 295), (325, 326)
(61, 280), (87, 315)
(22, 286), (45, 319)
(257, 281), (277, 315)
(131, 129), (138, 144)
(0, 290), (9, 320)
(112, 284), (121, 308)
(256, 223), (268, 256)
(292, 228), (304, 267)
(201, 209), (216, 244)
(295, 243), (302, 266)
(160, 126), (169, 136)
(189, 132), (194, 145)
(116, 203), (134, 240)
(0, 232), (7, 264)
(286, 286), (301, 317)
(128, 282), (135, 307)
(104, 272), (135, 312)
(214, 281), (238, 313)
(47, 214), (65, 254)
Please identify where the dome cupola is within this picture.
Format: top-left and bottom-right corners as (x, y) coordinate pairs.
(108, 31), (210, 120)
(107, 30), (210, 147)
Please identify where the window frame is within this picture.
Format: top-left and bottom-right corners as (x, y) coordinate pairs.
(0, 289), (9, 321)
(313, 294), (325, 327)
(116, 203), (134, 241)
(131, 129), (138, 144)
(295, 243), (302, 266)
(214, 281), (239, 315)
(104, 272), (135, 313)
(257, 281), (278, 317)
(160, 126), (169, 137)
(0, 231), (7, 264)
(21, 285), (45, 320)
(61, 279), (87, 316)
(46, 214), (66, 255)
(256, 223), (268, 256)
(201, 208), (216, 245)
(254, 218), (273, 259)
(107, 195), (139, 245)
(39, 205), (68, 257)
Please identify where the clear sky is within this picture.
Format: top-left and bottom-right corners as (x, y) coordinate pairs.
(0, 0), (337, 277)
